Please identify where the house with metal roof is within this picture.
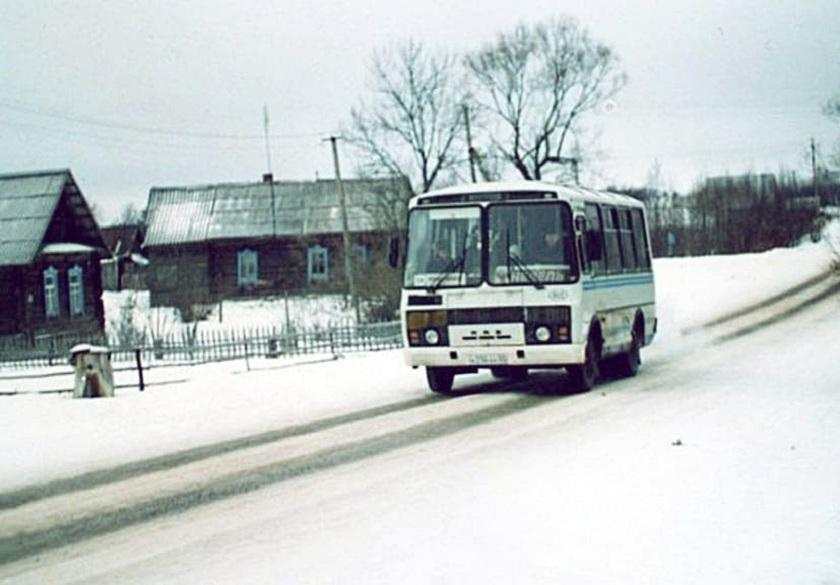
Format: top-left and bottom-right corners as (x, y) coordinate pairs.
(143, 175), (410, 314)
(0, 169), (107, 340)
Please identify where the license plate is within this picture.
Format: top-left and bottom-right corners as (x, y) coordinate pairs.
(467, 354), (508, 365)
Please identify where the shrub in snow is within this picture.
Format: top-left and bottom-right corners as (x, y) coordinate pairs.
(107, 292), (146, 348)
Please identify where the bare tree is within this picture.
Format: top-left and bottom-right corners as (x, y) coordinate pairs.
(824, 93), (840, 167)
(117, 202), (145, 225)
(347, 41), (466, 194)
(465, 18), (626, 181)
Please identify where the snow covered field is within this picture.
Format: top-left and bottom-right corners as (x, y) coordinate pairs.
(1, 225), (839, 584)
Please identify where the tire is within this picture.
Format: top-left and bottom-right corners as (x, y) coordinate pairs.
(566, 330), (601, 392)
(612, 324), (642, 378)
(426, 367), (456, 394)
(490, 366), (528, 381)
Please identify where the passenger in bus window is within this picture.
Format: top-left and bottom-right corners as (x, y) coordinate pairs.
(532, 231), (564, 263)
(428, 241), (451, 271)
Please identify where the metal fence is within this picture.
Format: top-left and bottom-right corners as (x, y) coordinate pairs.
(0, 331), (108, 369)
(0, 321), (403, 371)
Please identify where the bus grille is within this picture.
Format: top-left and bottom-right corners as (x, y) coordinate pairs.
(447, 307), (524, 325)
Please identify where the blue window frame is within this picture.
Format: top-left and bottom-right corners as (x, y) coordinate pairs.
(307, 245), (329, 283)
(237, 249), (259, 286)
(68, 265), (85, 316)
(44, 266), (60, 318)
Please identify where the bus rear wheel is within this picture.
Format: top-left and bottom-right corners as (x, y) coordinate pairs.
(426, 367), (456, 394)
(612, 324), (642, 378)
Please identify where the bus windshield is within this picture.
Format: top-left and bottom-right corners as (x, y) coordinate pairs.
(488, 202), (577, 285)
(404, 206), (482, 289)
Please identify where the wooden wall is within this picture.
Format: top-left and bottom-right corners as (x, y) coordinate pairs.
(146, 232), (391, 312)
(15, 253), (105, 337)
(0, 266), (23, 335)
(145, 244), (210, 311)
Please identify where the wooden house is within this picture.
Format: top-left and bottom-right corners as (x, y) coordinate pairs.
(0, 169), (107, 340)
(143, 175), (410, 313)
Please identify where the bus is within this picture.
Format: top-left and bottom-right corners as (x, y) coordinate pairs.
(398, 181), (656, 394)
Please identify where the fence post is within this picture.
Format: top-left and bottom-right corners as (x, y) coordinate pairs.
(244, 340), (250, 371)
(134, 348), (145, 392)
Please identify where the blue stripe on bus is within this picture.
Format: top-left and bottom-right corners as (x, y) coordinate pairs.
(582, 274), (653, 290)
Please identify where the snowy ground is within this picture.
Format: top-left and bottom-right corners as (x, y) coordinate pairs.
(1, 225), (839, 584)
(29, 297), (834, 585)
(2, 230), (837, 489)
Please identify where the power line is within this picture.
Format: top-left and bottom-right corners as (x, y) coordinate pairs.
(0, 100), (326, 141)
(0, 116), (325, 155)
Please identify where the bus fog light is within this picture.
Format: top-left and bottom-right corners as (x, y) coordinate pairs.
(535, 326), (551, 342)
(424, 329), (440, 345)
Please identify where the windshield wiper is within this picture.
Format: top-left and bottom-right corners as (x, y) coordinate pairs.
(506, 229), (544, 289)
(427, 254), (465, 293)
(427, 233), (470, 293)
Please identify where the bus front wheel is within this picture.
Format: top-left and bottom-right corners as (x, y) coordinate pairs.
(566, 333), (601, 392)
(426, 367), (456, 394)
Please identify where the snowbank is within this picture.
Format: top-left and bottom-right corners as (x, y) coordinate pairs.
(103, 291), (360, 345)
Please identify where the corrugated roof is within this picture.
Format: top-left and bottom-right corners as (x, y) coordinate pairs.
(144, 178), (407, 247)
(0, 170), (69, 266)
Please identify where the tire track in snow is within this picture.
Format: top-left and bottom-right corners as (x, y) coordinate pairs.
(0, 395), (440, 510)
(713, 278), (840, 342)
(0, 394), (546, 565)
(681, 268), (839, 338)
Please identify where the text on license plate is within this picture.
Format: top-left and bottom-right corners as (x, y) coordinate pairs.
(467, 354), (508, 365)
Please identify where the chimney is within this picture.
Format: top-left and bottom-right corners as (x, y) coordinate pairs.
(262, 172), (273, 184)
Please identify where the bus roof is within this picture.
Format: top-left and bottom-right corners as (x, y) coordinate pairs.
(410, 180), (644, 209)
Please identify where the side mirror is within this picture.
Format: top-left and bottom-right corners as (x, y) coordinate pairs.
(388, 236), (400, 268)
(586, 230), (603, 261)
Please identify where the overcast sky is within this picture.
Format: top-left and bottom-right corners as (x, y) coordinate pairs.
(2, 0), (838, 221)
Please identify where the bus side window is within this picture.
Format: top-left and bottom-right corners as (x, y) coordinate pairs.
(603, 206), (622, 274)
(631, 208), (652, 269)
(584, 204), (606, 275)
(574, 215), (589, 274)
(619, 209), (638, 271)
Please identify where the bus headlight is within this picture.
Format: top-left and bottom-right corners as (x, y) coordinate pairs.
(525, 306), (571, 345)
(424, 328), (441, 345)
(406, 310), (449, 346)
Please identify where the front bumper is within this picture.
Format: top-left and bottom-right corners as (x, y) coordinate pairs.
(404, 343), (587, 369)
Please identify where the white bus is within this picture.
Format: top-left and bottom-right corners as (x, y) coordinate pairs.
(399, 181), (656, 394)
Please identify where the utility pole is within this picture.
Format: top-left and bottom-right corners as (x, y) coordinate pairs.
(264, 104), (277, 237)
(326, 136), (360, 323)
(463, 104), (477, 183)
(811, 137), (819, 202)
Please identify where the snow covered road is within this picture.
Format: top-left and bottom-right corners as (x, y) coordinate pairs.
(2, 274), (839, 584)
